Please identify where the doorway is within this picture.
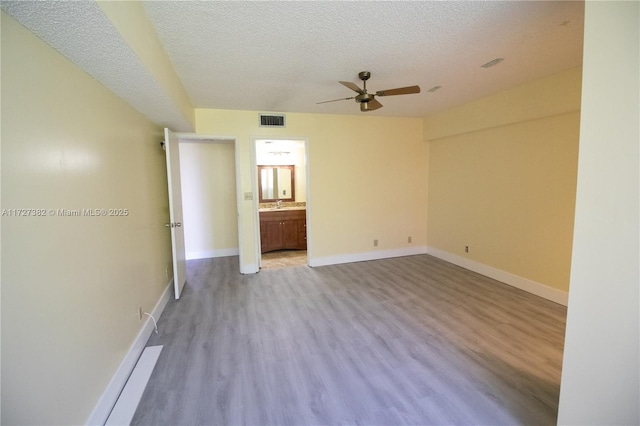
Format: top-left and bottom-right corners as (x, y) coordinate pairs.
(177, 134), (244, 270)
(254, 138), (308, 270)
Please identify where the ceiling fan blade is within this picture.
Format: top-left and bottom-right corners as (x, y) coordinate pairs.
(375, 85), (421, 97)
(316, 96), (355, 105)
(339, 81), (365, 94)
(368, 98), (383, 111)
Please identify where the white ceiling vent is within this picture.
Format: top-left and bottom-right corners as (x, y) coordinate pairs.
(259, 114), (286, 127)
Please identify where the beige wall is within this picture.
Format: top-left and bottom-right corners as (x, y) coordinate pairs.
(558, 1), (639, 423)
(179, 142), (238, 259)
(1, 12), (172, 425)
(195, 110), (427, 268)
(424, 67), (582, 292)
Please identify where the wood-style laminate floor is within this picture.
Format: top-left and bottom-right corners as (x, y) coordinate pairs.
(132, 255), (567, 425)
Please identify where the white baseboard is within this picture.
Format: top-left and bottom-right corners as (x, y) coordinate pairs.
(105, 346), (163, 426)
(186, 247), (239, 260)
(426, 246), (568, 306)
(86, 280), (172, 425)
(309, 246), (428, 268)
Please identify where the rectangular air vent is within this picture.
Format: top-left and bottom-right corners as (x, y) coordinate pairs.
(259, 114), (286, 127)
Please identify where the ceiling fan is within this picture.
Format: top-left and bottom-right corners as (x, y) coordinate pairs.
(317, 71), (421, 112)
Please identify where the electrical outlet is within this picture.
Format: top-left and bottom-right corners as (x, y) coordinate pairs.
(165, 266), (169, 280)
(408, 236), (412, 243)
(465, 246), (469, 253)
(373, 239), (378, 247)
(138, 307), (143, 320)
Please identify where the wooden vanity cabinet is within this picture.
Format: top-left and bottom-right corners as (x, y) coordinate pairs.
(259, 209), (307, 253)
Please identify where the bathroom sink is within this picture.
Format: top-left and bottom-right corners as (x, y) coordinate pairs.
(259, 207), (306, 212)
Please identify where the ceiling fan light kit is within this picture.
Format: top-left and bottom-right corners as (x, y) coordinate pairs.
(317, 71), (421, 112)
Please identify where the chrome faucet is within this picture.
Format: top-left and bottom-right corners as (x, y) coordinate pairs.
(276, 200), (282, 209)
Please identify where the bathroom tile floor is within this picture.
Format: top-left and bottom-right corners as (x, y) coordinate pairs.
(260, 250), (307, 269)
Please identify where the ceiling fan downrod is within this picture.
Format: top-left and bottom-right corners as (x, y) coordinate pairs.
(359, 71), (370, 89)
(358, 71), (372, 111)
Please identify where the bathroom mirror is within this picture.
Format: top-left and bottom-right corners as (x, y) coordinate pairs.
(258, 165), (295, 202)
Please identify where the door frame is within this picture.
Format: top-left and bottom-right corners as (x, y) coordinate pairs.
(164, 128), (187, 299)
(252, 136), (311, 269)
(175, 133), (248, 272)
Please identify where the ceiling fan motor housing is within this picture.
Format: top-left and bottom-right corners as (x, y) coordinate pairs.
(356, 93), (374, 103)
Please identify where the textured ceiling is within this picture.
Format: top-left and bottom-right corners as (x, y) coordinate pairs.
(1, 0), (193, 131)
(2, 1), (584, 124)
(143, 1), (584, 117)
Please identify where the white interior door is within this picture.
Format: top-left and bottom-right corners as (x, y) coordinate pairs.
(164, 128), (187, 299)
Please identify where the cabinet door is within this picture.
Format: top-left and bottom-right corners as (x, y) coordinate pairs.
(260, 224), (268, 251)
(282, 219), (299, 249)
(297, 219), (307, 249)
(263, 221), (283, 252)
